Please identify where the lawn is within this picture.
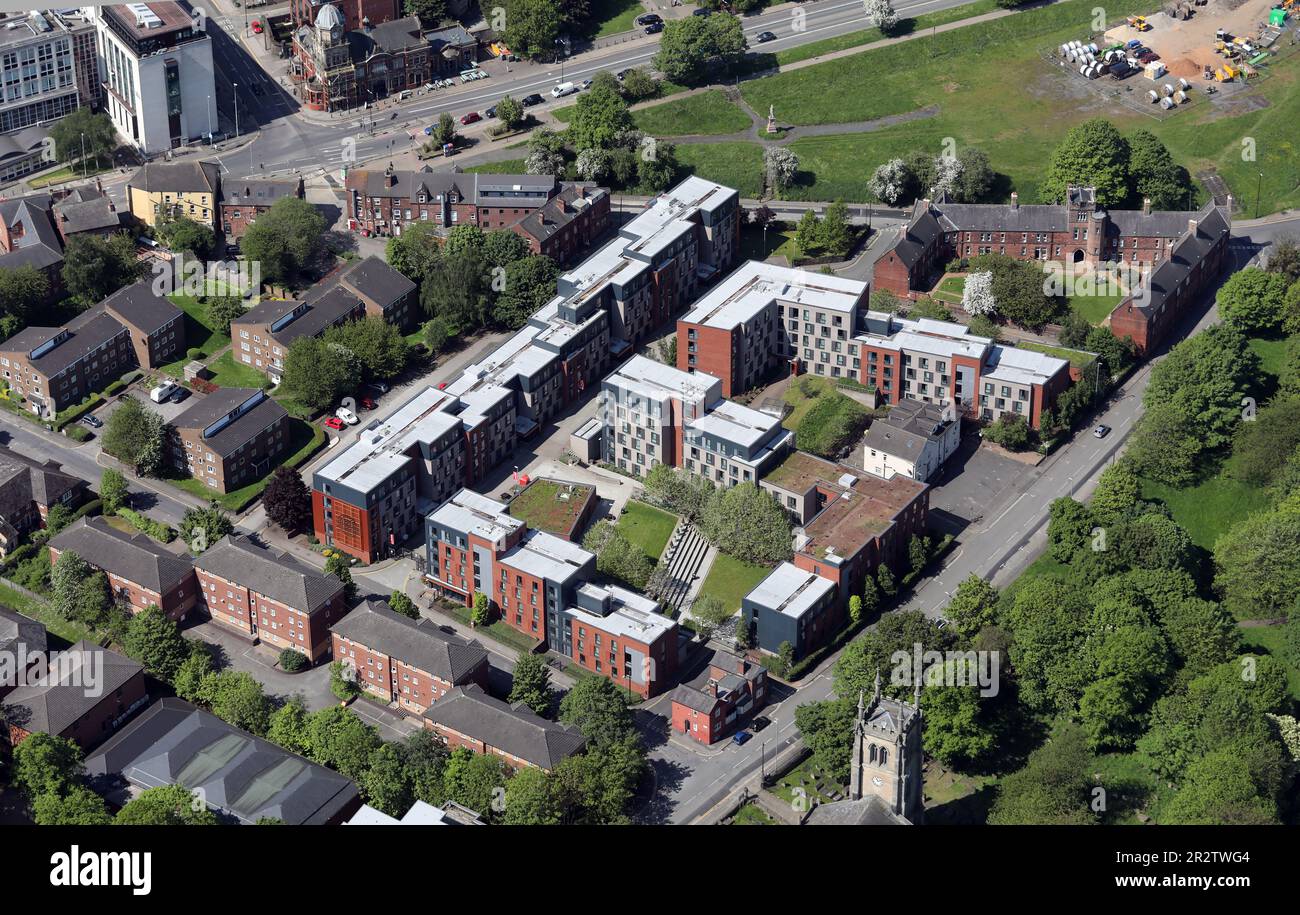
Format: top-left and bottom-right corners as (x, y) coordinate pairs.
(698, 552), (770, 614)
(633, 90), (752, 137)
(780, 375), (836, 432)
(730, 803), (779, 825)
(933, 275), (966, 304)
(674, 142), (765, 198)
(1238, 624), (1300, 701)
(1139, 471), (1272, 551)
(616, 501), (677, 562)
(166, 418), (324, 513)
(466, 158), (528, 174)
(206, 351), (272, 390)
(773, 0), (1000, 66)
(589, 0), (647, 38)
(1090, 750), (1173, 825)
(1248, 335), (1288, 380)
(0, 581), (96, 646)
(161, 294), (232, 378)
(740, 224), (801, 263)
(1016, 341), (1097, 371)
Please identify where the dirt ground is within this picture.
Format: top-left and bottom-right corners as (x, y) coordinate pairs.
(1102, 0), (1291, 87)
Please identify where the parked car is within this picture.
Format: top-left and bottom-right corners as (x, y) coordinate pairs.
(358, 396), (377, 410)
(732, 730), (752, 746)
(484, 105), (498, 118)
(81, 413), (103, 429)
(644, 21), (664, 34)
(756, 31), (777, 42)
(170, 388), (190, 404)
(551, 82), (578, 98)
(580, 78), (593, 90)
(437, 381), (449, 390)
(635, 13), (662, 26)
(459, 111), (481, 125)
(1093, 424), (1111, 439)
(336, 407), (359, 425)
(251, 20), (263, 34)
(692, 6), (712, 15)
(615, 69), (631, 81)
(751, 716), (772, 732)
(521, 93), (544, 107)
(324, 416), (345, 431)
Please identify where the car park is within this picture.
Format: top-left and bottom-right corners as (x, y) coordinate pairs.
(522, 93), (544, 107)
(732, 730), (752, 745)
(459, 111), (481, 125)
(1093, 425), (1111, 439)
(324, 416), (345, 431)
(336, 407), (359, 425)
(756, 31), (777, 42)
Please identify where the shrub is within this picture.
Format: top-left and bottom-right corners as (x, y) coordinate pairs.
(65, 425), (92, 443)
(279, 649), (309, 673)
(116, 508), (176, 543)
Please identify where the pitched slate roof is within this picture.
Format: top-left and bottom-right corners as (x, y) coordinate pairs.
(50, 516), (194, 594)
(422, 684), (586, 770)
(2, 640), (142, 735)
(0, 604), (47, 660)
(194, 535), (344, 615)
(669, 683), (722, 715)
(222, 178), (302, 209)
(85, 698), (361, 825)
(0, 191), (64, 270)
(53, 187), (121, 235)
(1127, 204), (1230, 317)
(890, 203), (944, 270)
(129, 159), (221, 195)
(0, 310), (127, 377)
(98, 279), (182, 334)
(0, 444), (86, 514)
(336, 255), (415, 308)
(330, 599), (487, 683)
(170, 388), (288, 457)
(804, 794), (911, 825)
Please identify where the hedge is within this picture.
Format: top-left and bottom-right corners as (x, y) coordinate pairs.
(115, 507), (177, 543)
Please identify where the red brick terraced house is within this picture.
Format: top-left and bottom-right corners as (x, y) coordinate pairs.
(194, 534), (349, 662)
(0, 445), (88, 558)
(422, 684), (586, 772)
(4, 640), (148, 750)
(670, 649), (768, 745)
(221, 177), (304, 239)
(49, 517), (198, 620)
(330, 598), (489, 715)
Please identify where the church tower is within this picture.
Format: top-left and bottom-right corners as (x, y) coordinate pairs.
(849, 671), (924, 823)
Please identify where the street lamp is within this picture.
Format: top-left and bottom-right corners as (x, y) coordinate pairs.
(206, 94), (213, 139)
(233, 84), (240, 139)
(1255, 172), (1263, 220)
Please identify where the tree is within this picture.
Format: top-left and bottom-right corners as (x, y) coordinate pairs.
(848, 594), (863, 626)
(1214, 504), (1300, 619)
(635, 137), (679, 194)
(877, 563), (897, 598)
(559, 676), (636, 747)
(494, 255), (558, 329)
(503, 0), (562, 58)
(868, 158), (912, 205)
(240, 197), (326, 284)
(1266, 234), (1300, 283)
(201, 669), (272, 735)
(1216, 267), (1290, 333)
(861, 576), (881, 618)
(305, 706), (381, 780)
(795, 208), (822, 255)
(330, 660), (361, 701)
(653, 13), (748, 85)
(102, 396), (165, 475)
(49, 106), (116, 167)
(524, 128), (567, 176)
(502, 766), (560, 824)
(173, 645), (213, 702)
(421, 317), (451, 354)
(1115, 513), (1195, 576)
(794, 698), (857, 782)
(324, 316), (410, 381)
(179, 502), (233, 555)
(325, 553), (358, 602)
(1163, 745), (1282, 825)
(946, 574), (1000, 639)
(1040, 118), (1131, 206)
(967, 253), (1061, 328)
(1232, 399), (1300, 487)
(283, 336), (361, 413)
(364, 742), (414, 816)
(819, 200), (853, 257)
(50, 549), (90, 621)
(621, 67), (659, 101)
(962, 271), (996, 316)
(404, 0), (447, 26)
(388, 590), (419, 620)
(982, 413), (1031, 451)
(1006, 577), (1092, 712)
(263, 466), (312, 534)
(115, 784), (219, 825)
(699, 483), (793, 565)
(508, 650), (554, 716)
(0, 264), (50, 336)
(123, 605), (190, 681)
(864, 0), (899, 32)
(32, 786), (111, 826)
(987, 722), (1096, 824)
(156, 215), (215, 259)
(267, 696), (311, 755)
(61, 232), (143, 307)
(470, 591), (490, 627)
(386, 221), (443, 284)
(1047, 497), (1096, 563)
(907, 534), (931, 576)
(568, 74), (633, 153)
(922, 673), (998, 768)
(1089, 461), (1141, 526)
(496, 94), (525, 130)
(764, 146), (799, 191)
(12, 733), (84, 798)
(689, 592), (734, 642)
(1127, 129), (1192, 210)
(431, 112), (458, 148)
(442, 746), (506, 815)
(582, 520), (653, 589)
(953, 147), (995, 202)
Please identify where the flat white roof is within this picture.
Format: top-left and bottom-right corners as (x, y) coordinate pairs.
(428, 488), (523, 543)
(681, 261), (867, 330)
(317, 386), (461, 491)
(604, 354), (720, 403)
(983, 345), (1069, 386)
(687, 398), (782, 451)
(346, 800), (455, 825)
(501, 529), (591, 582)
(568, 584), (675, 643)
(747, 561), (836, 619)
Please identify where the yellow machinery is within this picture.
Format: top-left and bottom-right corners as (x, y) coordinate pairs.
(1127, 15), (1152, 30)
(1215, 64), (1239, 81)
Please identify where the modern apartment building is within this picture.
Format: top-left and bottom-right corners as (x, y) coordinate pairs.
(49, 516), (198, 620)
(0, 279), (184, 418)
(221, 177), (304, 239)
(194, 535), (349, 662)
(599, 354), (791, 485)
(87, 2), (216, 155)
(167, 388), (291, 493)
(126, 158), (221, 229)
(330, 599), (490, 714)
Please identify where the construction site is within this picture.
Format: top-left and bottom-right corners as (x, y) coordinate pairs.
(1049, 0), (1300, 116)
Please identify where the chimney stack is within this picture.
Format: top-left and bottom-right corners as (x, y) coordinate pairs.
(1142, 197), (1152, 216)
(1188, 217), (1199, 234)
(1010, 191), (1019, 210)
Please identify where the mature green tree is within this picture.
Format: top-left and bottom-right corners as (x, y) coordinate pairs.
(200, 670), (272, 735)
(642, 464), (712, 520)
(12, 733), (84, 797)
(420, 248), (491, 334)
(833, 610), (944, 700)
(329, 659), (361, 701)
(795, 209), (822, 255)
(1047, 497), (1096, 562)
(1040, 118), (1131, 206)
(877, 562), (897, 598)
(819, 200), (854, 257)
(582, 520), (653, 590)
(266, 695), (311, 755)
(1213, 503), (1300, 619)
(263, 466), (312, 534)
(1216, 267), (1290, 332)
(502, 766), (560, 824)
(568, 74), (633, 153)
(493, 255), (558, 329)
(503, 0), (562, 57)
(60, 232), (143, 306)
(1006, 577), (1092, 712)
(283, 336), (361, 413)
(325, 316), (410, 380)
(987, 721), (1096, 825)
(551, 736), (644, 824)
(1089, 461), (1142, 526)
(495, 94), (525, 131)
(794, 698), (856, 782)
(50, 549), (90, 622)
(1229, 396), (1300, 487)
(689, 593), (734, 642)
(470, 591), (491, 626)
(1163, 745), (1282, 825)
(483, 229), (529, 270)
(1127, 129), (1192, 210)
(123, 605), (190, 681)
(967, 253), (1061, 328)
(387, 590), (418, 620)
(173, 645), (214, 702)
(1125, 400), (1201, 487)
(305, 706), (381, 781)
(206, 296), (247, 336)
(102, 397), (165, 475)
(922, 674), (998, 768)
(653, 13), (747, 85)
(953, 146), (996, 202)
(442, 746), (506, 815)
(115, 784), (219, 825)
(403, 0), (447, 26)
(508, 651), (554, 717)
(1115, 513), (1195, 575)
(179, 503), (233, 555)
(325, 553), (358, 602)
(49, 107), (116, 166)
(0, 264), (50, 336)
(699, 482), (793, 565)
(240, 197), (326, 284)
(32, 786), (112, 825)
(946, 574), (1000, 639)
(558, 676), (635, 747)
(635, 139), (679, 194)
(157, 215), (215, 259)
(363, 742), (414, 816)
(386, 221), (443, 284)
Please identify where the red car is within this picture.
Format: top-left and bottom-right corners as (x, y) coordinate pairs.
(359, 396), (377, 410)
(437, 381), (449, 390)
(251, 20), (263, 34)
(324, 416), (345, 431)
(459, 111), (481, 125)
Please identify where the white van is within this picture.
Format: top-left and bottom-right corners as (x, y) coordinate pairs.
(550, 81), (577, 98)
(150, 381), (179, 404)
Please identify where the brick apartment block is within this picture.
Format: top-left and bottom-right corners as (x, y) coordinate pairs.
(221, 177), (304, 239)
(313, 177), (740, 564)
(194, 534), (349, 662)
(0, 280), (185, 419)
(424, 489), (679, 698)
(422, 684), (586, 772)
(670, 650), (769, 745)
(675, 261), (1071, 429)
(330, 599), (489, 715)
(167, 388), (291, 494)
(49, 516), (198, 620)
(0, 445), (88, 557)
(874, 188), (1232, 354)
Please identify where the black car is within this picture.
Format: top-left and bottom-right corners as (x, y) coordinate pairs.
(170, 388), (190, 404)
(751, 716), (772, 732)
(521, 93), (544, 107)
(756, 31), (777, 43)
(615, 68), (631, 81)
(484, 105), (498, 118)
(635, 13), (662, 26)
(644, 21), (664, 34)
(692, 7), (712, 15)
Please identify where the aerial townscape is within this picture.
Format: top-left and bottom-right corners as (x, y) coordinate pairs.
(0, 0), (1296, 871)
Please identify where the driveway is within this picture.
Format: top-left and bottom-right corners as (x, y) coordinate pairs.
(924, 432), (1027, 536)
(98, 386), (206, 426)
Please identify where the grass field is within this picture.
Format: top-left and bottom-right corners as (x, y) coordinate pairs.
(740, 224), (801, 262)
(1238, 624), (1300, 701)
(1248, 335), (1288, 380)
(933, 275), (966, 304)
(1016, 340), (1097, 371)
(466, 158), (528, 174)
(698, 552), (770, 614)
(589, 0), (644, 37)
(1068, 289), (1125, 324)
(162, 294), (231, 378)
(616, 501), (677, 562)
(731, 803), (780, 825)
(205, 351), (272, 390)
(773, 0), (1000, 66)
(0, 581), (95, 646)
(674, 141), (765, 197)
(1139, 472), (1272, 551)
(633, 90), (753, 137)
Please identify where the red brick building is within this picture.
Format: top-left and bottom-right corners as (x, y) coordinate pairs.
(49, 517), (198, 620)
(5, 641), (148, 750)
(0, 445), (88, 558)
(221, 177), (304, 239)
(330, 599), (489, 715)
(194, 534), (349, 662)
(670, 650), (768, 744)
(422, 684), (586, 772)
